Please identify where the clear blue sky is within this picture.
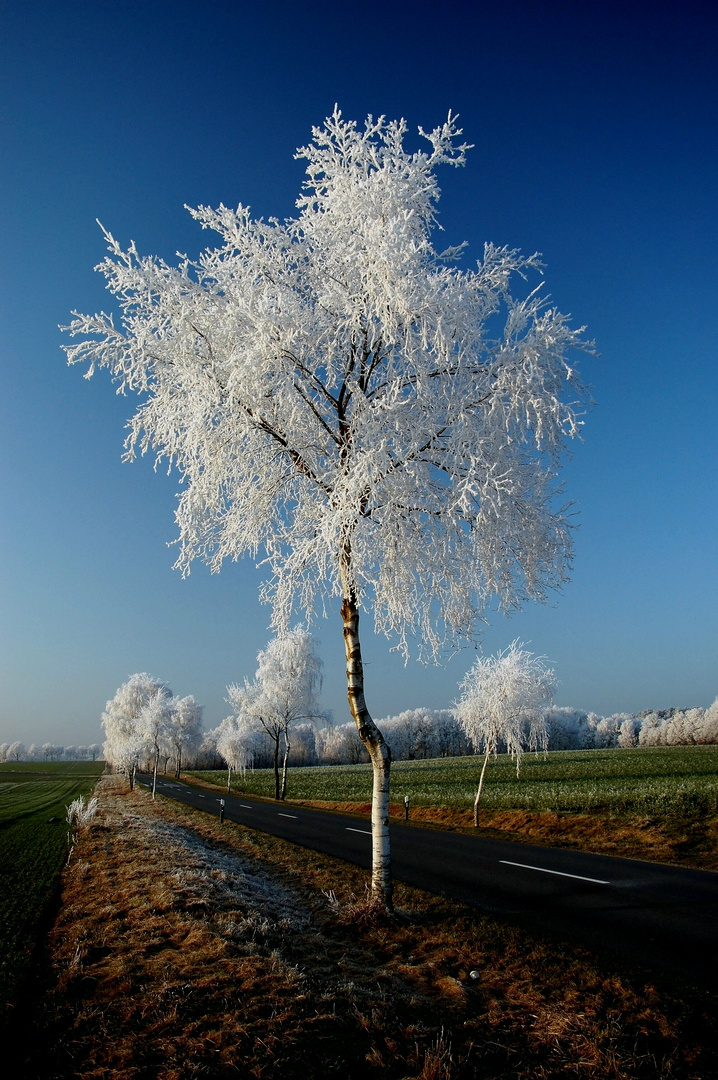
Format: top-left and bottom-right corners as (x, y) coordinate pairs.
(1, 0), (716, 747)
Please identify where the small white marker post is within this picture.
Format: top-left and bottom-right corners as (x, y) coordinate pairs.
(404, 795), (410, 821)
(219, 798), (225, 824)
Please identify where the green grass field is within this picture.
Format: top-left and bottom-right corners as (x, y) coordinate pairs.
(0, 761), (104, 1035)
(191, 744), (718, 817)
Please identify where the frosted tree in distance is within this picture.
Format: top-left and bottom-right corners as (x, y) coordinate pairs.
(102, 673), (171, 790)
(65, 110), (589, 907)
(215, 714), (255, 793)
(169, 695), (204, 777)
(228, 627), (323, 801)
(455, 641), (555, 825)
(7, 741), (26, 763)
(139, 687), (174, 798)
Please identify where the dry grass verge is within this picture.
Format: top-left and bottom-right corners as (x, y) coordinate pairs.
(35, 775), (718, 1079)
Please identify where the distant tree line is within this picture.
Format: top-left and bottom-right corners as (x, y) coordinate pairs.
(544, 702), (718, 750)
(0, 742), (102, 763)
(196, 697), (718, 774)
(6, 682), (717, 771)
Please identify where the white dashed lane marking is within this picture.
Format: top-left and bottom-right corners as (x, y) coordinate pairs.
(500, 860), (610, 885)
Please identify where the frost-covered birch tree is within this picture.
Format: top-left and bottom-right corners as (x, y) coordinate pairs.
(169, 694), (204, 777)
(102, 673), (171, 790)
(7, 741), (26, 763)
(260, 628), (322, 800)
(138, 687), (174, 798)
(65, 109), (588, 908)
(214, 714), (255, 792)
(455, 641), (555, 825)
(227, 628), (323, 801)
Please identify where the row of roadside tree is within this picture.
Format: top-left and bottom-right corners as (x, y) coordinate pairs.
(9, 650), (718, 780)
(97, 633), (718, 799)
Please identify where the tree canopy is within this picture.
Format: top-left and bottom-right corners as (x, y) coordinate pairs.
(65, 109), (587, 653)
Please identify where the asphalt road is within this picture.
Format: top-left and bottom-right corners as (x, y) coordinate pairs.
(137, 773), (718, 988)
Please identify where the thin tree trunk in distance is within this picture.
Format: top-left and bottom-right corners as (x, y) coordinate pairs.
(227, 764), (232, 794)
(152, 754), (158, 799)
(474, 746), (492, 827)
(341, 584), (393, 910)
(280, 730), (290, 800)
(272, 736), (280, 800)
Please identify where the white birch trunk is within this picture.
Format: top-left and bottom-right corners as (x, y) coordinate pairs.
(280, 730), (290, 801)
(272, 734), (280, 800)
(473, 745), (492, 827)
(340, 572), (392, 909)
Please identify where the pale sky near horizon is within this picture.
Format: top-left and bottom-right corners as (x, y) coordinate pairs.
(1, 0), (716, 747)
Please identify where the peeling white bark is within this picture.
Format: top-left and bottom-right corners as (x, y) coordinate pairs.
(341, 581), (392, 909)
(474, 746), (492, 827)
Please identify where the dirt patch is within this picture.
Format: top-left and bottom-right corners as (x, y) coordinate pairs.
(34, 775), (718, 1078)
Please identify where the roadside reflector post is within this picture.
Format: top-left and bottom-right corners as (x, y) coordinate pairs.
(404, 795), (409, 821)
(219, 798), (225, 824)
